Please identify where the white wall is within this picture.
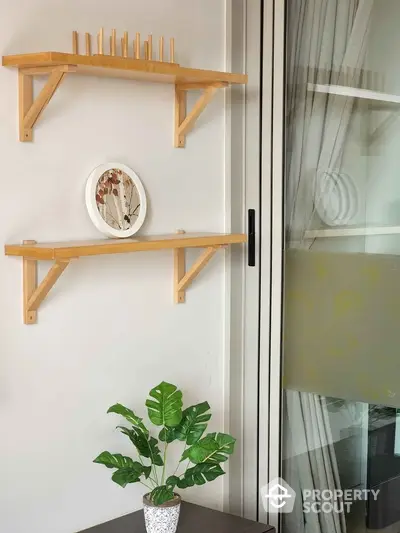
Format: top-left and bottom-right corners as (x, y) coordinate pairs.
(0, 1), (234, 532)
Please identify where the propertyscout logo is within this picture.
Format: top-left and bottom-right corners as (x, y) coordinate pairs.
(261, 478), (380, 515)
(262, 478), (296, 513)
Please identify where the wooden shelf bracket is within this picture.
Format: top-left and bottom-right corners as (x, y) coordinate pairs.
(23, 241), (70, 324)
(174, 82), (227, 147)
(174, 245), (219, 303)
(18, 65), (75, 141)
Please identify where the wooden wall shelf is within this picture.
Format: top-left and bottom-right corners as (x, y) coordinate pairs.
(5, 232), (246, 324)
(2, 52), (248, 145)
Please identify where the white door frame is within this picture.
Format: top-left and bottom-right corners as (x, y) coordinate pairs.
(226, 0), (263, 520)
(242, 0), (263, 521)
(228, 0), (285, 524)
(258, 0), (285, 528)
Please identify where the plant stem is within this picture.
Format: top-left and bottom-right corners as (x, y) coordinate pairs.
(149, 476), (158, 487)
(140, 481), (153, 491)
(173, 444), (187, 476)
(153, 465), (160, 486)
(138, 456), (157, 487)
(184, 459), (190, 474)
(161, 443), (169, 485)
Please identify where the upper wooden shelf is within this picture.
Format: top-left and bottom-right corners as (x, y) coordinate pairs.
(3, 52), (248, 145)
(5, 232), (246, 324)
(5, 232), (246, 260)
(3, 52), (248, 85)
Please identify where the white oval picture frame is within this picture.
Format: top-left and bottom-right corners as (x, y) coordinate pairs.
(85, 163), (147, 238)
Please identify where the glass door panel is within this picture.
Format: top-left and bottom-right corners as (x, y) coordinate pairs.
(282, 1), (400, 532)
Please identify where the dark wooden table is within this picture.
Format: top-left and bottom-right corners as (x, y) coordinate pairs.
(79, 502), (273, 533)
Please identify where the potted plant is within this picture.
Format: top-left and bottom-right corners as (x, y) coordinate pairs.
(94, 382), (236, 533)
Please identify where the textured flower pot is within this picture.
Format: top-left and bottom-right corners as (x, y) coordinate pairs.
(143, 493), (181, 533)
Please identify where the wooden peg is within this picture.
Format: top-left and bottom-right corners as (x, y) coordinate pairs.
(85, 33), (91, 56)
(159, 36), (164, 62)
(72, 31), (78, 54)
(148, 34), (153, 60)
(123, 31), (128, 58)
(135, 32), (140, 59)
(98, 27), (104, 55)
(170, 37), (175, 63)
(111, 29), (116, 56)
(144, 41), (149, 60)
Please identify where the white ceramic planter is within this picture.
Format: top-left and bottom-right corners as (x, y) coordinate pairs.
(143, 494), (181, 533)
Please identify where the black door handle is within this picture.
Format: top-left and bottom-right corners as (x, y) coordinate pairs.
(248, 209), (256, 267)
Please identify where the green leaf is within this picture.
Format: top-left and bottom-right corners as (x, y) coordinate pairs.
(181, 433), (236, 464)
(111, 465), (143, 487)
(94, 452), (146, 488)
(146, 437), (164, 466)
(165, 475), (180, 489)
(146, 382), (183, 427)
(176, 463), (225, 489)
(93, 451), (138, 470)
(107, 403), (149, 434)
(150, 485), (175, 505)
(143, 465), (152, 479)
(118, 426), (164, 466)
(159, 402), (211, 444)
(159, 426), (177, 443)
(175, 402), (211, 444)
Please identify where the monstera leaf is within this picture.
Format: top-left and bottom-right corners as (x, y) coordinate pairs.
(107, 403), (149, 434)
(158, 426), (176, 443)
(94, 451), (139, 470)
(118, 426), (164, 466)
(165, 475), (180, 488)
(159, 402), (211, 444)
(150, 485), (175, 506)
(111, 465), (144, 487)
(167, 463), (225, 489)
(93, 452), (149, 487)
(146, 382), (183, 427)
(181, 433), (236, 464)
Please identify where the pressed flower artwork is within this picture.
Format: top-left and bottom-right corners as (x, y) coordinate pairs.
(86, 163), (147, 238)
(96, 168), (140, 231)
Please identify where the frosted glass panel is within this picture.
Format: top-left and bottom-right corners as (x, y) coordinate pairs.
(284, 249), (400, 408)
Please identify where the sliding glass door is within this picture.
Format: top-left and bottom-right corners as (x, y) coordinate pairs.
(262, 1), (400, 532)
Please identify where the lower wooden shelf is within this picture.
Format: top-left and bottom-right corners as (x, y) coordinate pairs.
(4, 232), (246, 324)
